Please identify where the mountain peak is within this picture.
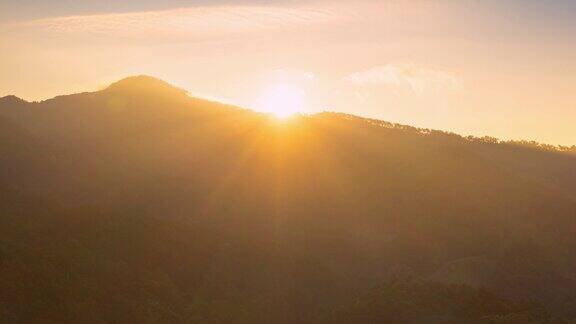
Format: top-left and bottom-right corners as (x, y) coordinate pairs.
(0, 95), (28, 106)
(104, 75), (187, 96)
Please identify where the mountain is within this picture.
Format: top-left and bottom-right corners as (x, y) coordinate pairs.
(326, 274), (566, 323)
(1, 76), (576, 323)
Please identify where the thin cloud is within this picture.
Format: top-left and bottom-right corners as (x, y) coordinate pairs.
(14, 5), (342, 37)
(346, 63), (462, 94)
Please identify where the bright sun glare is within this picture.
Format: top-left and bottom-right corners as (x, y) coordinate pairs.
(257, 84), (305, 119)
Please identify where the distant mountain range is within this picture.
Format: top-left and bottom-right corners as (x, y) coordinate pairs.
(1, 76), (576, 323)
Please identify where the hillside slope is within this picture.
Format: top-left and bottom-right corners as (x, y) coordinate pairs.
(1, 76), (576, 323)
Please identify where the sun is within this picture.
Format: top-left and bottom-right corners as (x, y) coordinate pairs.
(256, 84), (305, 119)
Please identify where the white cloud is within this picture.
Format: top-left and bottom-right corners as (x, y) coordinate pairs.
(346, 63), (462, 94)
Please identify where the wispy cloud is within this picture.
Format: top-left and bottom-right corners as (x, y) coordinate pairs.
(14, 5), (342, 38)
(346, 63), (462, 94)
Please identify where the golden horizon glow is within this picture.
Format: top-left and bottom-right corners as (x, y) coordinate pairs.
(2, 1), (576, 145)
(256, 84), (305, 120)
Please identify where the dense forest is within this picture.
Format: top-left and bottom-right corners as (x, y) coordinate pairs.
(1, 76), (576, 323)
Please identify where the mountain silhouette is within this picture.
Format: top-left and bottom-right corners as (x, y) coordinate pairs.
(0, 95), (28, 106)
(105, 75), (188, 96)
(1, 76), (576, 323)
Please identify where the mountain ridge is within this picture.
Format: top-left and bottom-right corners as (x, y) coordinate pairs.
(0, 94), (28, 105)
(2, 76), (574, 152)
(1, 75), (576, 322)
(103, 75), (189, 97)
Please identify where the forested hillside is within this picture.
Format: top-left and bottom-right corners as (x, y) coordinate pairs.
(1, 76), (576, 323)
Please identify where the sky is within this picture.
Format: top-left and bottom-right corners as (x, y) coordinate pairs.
(1, 0), (575, 145)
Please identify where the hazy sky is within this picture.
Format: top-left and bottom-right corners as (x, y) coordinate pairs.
(1, 0), (575, 145)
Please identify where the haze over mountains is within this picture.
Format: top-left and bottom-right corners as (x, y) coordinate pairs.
(1, 76), (576, 323)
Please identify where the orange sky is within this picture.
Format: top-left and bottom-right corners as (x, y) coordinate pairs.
(1, 0), (575, 145)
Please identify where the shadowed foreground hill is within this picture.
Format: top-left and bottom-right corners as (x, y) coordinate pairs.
(1, 76), (576, 323)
